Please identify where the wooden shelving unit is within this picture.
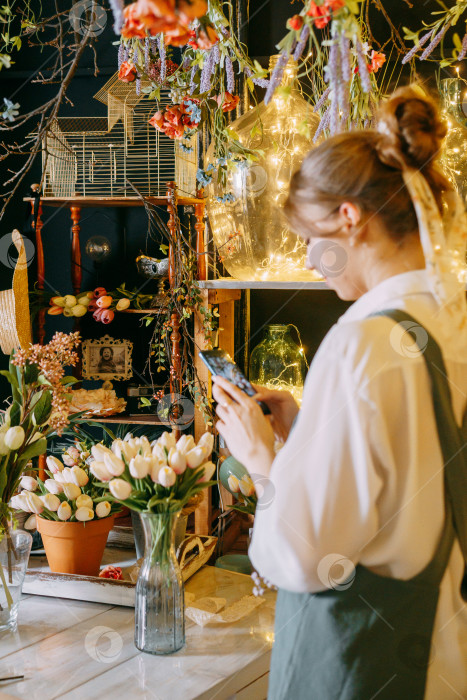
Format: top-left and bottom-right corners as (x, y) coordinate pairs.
(198, 278), (328, 290)
(86, 414), (172, 426)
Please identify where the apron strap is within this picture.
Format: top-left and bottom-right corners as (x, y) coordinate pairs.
(370, 309), (466, 584)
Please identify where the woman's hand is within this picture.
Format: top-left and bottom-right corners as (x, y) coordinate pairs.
(212, 376), (276, 478)
(251, 385), (300, 442)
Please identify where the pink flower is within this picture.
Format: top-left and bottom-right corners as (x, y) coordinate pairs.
(369, 50), (386, 73)
(100, 309), (115, 324)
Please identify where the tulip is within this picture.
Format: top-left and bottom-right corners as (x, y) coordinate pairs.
(152, 443), (168, 464)
(48, 306), (63, 316)
(159, 432), (176, 451)
(62, 454), (76, 467)
(186, 446), (206, 469)
(77, 295), (91, 307)
(139, 436), (152, 458)
(20, 476), (38, 491)
(10, 494), (30, 511)
(70, 466), (89, 487)
(198, 461), (216, 483)
(119, 439), (138, 462)
(52, 470), (66, 483)
(123, 432), (133, 441)
(103, 452), (125, 477)
(57, 502), (72, 521)
(71, 304), (87, 317)
(89, 460), (113, 482)
(109, 478), (132, 500)
(227, 475), (240, 493)
(25, 492), (44, 514)
(198, 432), (214, 457)
(94, 286), (107, 298)
(176, 434), (195, 455)
(96, 501), (111, 518)
(168, 448), (186, 475)
(24, 514), (37, 530)
(150, 459), (164, 483)
(63, 306), (74, 317)
(0, 434), (8, 455)
(129, 454), (151, 479)
(91, 443), (113, 462)
(96, 295), (112, 309)
(111, 439), (125, 460)
(44, 478), (63, 494)
(238, 475), (256, 497)
(40, 493), (61, 512)
(50, 296), (66, 307)
(63, 294), (77, 308)
(75, 507), (94, 522)
(76, 494), (93, 509)
(100, 309), (114, 324)
(93, 308), (105, 322)
(116, 298), (130, 311)
(62, 483), (81, 501)
(62, 467), (73, 481)
(4, 426), (25, 450)
(46, 455), (64, 474)
(158, 466), (176, 488)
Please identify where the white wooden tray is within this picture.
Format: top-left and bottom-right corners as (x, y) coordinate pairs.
(23, 535), (217, 607)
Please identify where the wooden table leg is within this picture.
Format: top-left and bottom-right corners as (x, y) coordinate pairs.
(32, 201), (45, 346)
(70, 205), (82, 296)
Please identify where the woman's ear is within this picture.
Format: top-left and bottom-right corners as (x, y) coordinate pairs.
(338, 202), (361, 227)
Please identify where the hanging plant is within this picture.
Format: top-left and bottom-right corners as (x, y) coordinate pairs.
(402, 1), (467, 66)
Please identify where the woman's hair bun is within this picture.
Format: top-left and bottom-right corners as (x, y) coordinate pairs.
(375, 86), (447, 172)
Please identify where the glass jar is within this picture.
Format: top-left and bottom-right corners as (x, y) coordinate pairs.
(134, 511), (185, 655)
(206, 57), (320, 281)
(249, 324), (307, 404)
(0, 528), (33, 632)
(439, 78), (467, 203)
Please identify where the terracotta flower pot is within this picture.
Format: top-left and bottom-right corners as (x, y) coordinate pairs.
(37, 515), (115, 576)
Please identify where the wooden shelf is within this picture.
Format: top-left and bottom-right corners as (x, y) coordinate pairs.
(86, 414), (172, 426)
(198, 278), (329, 290)
(23, 195), (203, 208)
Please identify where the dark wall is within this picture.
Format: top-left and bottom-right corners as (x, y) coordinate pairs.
(0, 0), (455, 399)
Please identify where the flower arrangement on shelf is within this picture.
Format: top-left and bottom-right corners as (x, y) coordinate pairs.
(38, 284), (157, 324)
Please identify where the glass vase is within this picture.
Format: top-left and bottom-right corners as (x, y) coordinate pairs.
(206, 56), (321, 282)
(134, 511), (185, 655)
(439, 78), (467, 203)
(0, 528), (33, 633)
(249, 324), (307, 404)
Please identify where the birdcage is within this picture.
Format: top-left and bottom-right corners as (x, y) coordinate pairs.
(41, 73), (198, 198)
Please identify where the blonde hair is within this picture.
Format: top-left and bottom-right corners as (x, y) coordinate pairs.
(284, 86), (452, 241)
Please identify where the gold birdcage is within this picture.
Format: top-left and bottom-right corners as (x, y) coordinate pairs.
(41, 73), (197, 198)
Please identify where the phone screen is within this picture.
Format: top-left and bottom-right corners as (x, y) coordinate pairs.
(199, 350), (271, 414)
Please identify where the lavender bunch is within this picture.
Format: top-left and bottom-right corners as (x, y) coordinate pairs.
(244, 66), (269, 89)
(118, 43), (124, 68)
(401, 31), (431, 64)
(293, 25), (310, 62)
(420, 21), (453, 60)
(123, 44), (130, 62)
(144, 38), (150, 73)
(189, 65), (198, 95)
(313, 86), (331, 113)
(200, 49), (216, 93)
(158, 34), (166, 81)
(313, 106), (331, 143)
(132, 46), (138, 63)
(109, 0), (124, 34)
(264, 51), (289, 105)
(458, 32), (467, 61)
(135, 76), (141, 96)
(339, 34), (351, 82)
(355, 40), (371, 93)
(328, 38), (340, 135)
(225, 55), (235, 93)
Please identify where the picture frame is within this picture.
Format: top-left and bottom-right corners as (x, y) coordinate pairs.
(82, 335), (133, 382)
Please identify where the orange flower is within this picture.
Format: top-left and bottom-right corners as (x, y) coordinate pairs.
(118, 61), (137, 82)
(164, 22), (193, 46)
(165, 105), (184, 126)
(217, 92), (240, 113)
(287, 14), (304, 31)
(197, 25), (219, 49)
(306, 0), (344, 28)
(369, 50), (386, 73)
(148, 111), (166, 131)
(178, 0), (207, 21)
(134, 0), (176, 27)
(120, 3), (146, 38)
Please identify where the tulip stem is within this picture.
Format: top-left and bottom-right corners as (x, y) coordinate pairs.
(0, 561), (13, 610)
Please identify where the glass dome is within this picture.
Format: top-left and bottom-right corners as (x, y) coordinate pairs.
(439, 78), (467, 203)
(206, 57), (321, 281)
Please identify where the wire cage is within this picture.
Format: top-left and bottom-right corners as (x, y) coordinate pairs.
(41, 73), (197, 198)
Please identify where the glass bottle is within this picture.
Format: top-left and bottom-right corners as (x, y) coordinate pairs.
(0, 528), (33, 632)
(134, 511), (185, 655)
(206, 57), (320, 281)
(439, 78), (467, 203)
(249, 324), (307, 404)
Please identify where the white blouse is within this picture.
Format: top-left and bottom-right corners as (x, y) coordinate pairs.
(249, 270), (467, 700)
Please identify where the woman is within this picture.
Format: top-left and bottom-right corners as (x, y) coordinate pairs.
(213, 87), (467, 699)
(97, 346), (117, 373)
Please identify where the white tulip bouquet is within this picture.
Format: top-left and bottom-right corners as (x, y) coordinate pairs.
(10, 453), (120, 525)
(89, 430), (217, 514)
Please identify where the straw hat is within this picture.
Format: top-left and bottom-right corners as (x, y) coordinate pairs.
(0, 230), (32, 354)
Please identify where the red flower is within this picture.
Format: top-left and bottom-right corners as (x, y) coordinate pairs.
(99, 565), (123, 580)
(118, 61), (137, 83)
(178, 0), (207, 21)
(100, 309), (115, 324)
(217, 92), (240, 113)
(368, 50), (386, 73)
(93, 287), (107, 298)
(306, 0), (344, 28)
(287, 14), (304, 31)
(148, 110), (166, 131)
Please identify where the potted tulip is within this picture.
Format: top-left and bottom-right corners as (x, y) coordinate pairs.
(91, 430), (216, 655)
(0, 332), (80, 631)
(11, 450), (120, 576)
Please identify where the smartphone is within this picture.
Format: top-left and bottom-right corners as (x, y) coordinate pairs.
(198, 349), (271, 415)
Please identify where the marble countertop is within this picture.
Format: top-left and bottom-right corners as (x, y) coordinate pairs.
(0, 566), (276, 700)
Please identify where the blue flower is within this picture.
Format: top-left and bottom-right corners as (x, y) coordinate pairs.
(196, 166), (215, 186)
(183, 99), (202, 123)
(215, 193), (235, 203)
(2, 98), (20, 122)
(180, 141), (194, 153)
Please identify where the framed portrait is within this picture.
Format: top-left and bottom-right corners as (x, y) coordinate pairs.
(82, 335), (133, 382)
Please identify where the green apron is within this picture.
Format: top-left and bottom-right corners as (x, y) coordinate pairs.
(268, 310), (467, 700)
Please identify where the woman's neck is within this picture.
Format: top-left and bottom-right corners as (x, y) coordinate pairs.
(364, 232), (425, 292)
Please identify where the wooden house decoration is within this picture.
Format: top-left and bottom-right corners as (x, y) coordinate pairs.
(41, 73), (197, 198)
